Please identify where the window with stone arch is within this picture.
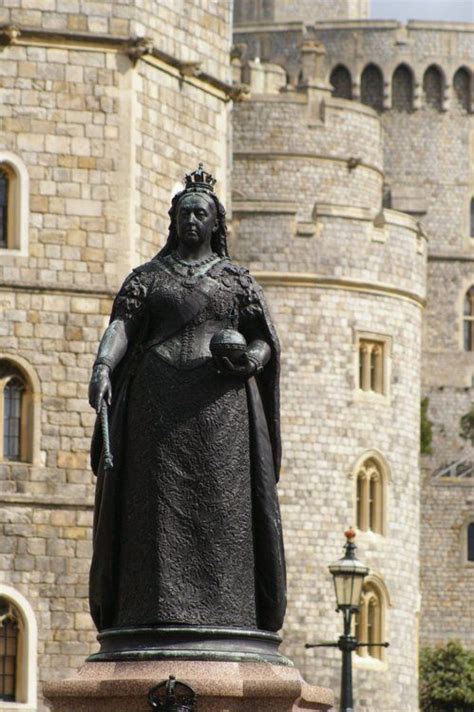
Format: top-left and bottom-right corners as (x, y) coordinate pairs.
(0, 153), (29, 255)
(330, 64), (352, 100)
(467, 522), (474, 562)
(0, 357), (40, 465)
(463, 286), (474, 351)
(353, 452), (389, 535)
(360, 63), (384, 112)
(392, 64), (414, 112)
(423, 65), (444, 111)
(0, 586), (37, 707)
(354, 578), (388, 662)
(453, 67), (471, 113)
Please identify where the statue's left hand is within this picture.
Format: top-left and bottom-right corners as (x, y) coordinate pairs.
(219, 353), (256, 378)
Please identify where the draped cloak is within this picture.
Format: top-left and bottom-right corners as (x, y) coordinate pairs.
(89, 256), (286, 633)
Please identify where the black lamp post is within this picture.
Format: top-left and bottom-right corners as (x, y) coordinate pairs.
(306, 529), (388, 712)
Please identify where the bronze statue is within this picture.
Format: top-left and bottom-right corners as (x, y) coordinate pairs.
(88, 165), (286, 652)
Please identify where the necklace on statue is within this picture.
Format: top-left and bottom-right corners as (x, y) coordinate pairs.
(170, 251), (219, 287)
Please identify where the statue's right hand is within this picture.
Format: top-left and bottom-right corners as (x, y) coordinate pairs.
(89, 365), (112, 413)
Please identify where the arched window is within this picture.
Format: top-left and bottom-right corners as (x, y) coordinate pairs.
(355, 457), (385, 534)
(0, 599), (19, 701)
(0, 587), (37, 706)
(423, 65), (443, 111)
(360, 64), (384, 112)
(468, 522), (474, 562)
(463, 287), (474, 351)
(0, 153), (29, 255)
(0, 357), (40, 465)
(330, 64), (352, 100)
(453, 67), (471, 113)
(354, 579), (388, 661)
(3, 377), (25, 462)
(392, 64), (413, 112)
(0, 169), (9, 249)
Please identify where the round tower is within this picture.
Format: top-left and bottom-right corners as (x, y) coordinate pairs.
(309, 18), (474, 653)
(232, 46), (426, 710)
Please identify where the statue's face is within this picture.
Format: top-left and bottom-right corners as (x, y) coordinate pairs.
(176, 193), (217, 250)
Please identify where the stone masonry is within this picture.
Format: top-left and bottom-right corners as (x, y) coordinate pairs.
(0, 2), (232, 710)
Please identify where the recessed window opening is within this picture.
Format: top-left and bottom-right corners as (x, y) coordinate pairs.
(468, 522), (474, 562)
(359, 340), (384, 393)
(0, 599), (19, 702)
(423, 65), (443, 111)
(355, 458), (384, 534)
(3, 377), (24, 462)
(354, 582), (386, 661)
(0, 170), (9, 249)
(361, 64), (384, 112)
(463, 287), (474, 351)
(392, 64), (413, 112)
(330, 64), (352, 99)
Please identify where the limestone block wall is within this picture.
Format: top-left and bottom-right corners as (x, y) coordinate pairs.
(0, 4), (232, 709)
(0, 1), (232, 84)
(232, 89), (426, 711)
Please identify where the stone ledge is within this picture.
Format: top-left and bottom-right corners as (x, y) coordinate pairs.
(44, 660), (334, 711)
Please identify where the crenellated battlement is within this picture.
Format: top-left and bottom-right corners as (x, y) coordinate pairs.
(234, 20), (474, 113)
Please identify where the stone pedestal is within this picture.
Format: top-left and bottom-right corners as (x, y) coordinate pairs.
(44, 660), (334, 711)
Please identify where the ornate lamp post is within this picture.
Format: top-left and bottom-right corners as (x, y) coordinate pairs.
(306, 529), (387, 712)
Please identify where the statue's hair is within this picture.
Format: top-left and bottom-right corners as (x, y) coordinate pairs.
(155, 189), (229, 259)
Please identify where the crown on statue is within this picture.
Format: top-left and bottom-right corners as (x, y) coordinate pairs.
(184, 163), (216, 193)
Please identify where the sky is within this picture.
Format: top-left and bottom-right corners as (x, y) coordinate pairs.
(371, 0), (474, 22)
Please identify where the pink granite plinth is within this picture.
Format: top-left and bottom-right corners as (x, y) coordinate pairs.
(44, 660), (334, 711)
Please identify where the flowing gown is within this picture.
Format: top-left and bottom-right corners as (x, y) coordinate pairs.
(90, 255), (286, 632)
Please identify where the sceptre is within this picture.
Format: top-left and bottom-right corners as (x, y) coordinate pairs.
(100, 401), (114, 470)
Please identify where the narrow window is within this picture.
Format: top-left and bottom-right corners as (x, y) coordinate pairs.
(392, 64), (413, 112)
(468, 523), (474, 562)
(463, 287), (474, 351)
(355, 583), (385, 661)
(355, 458), (384, 535)
(0, 359), (37, 464)
(361, 64), (384, 112)
(359, 339), (385, 394)
(423, 65), (443, 111)
(330, 65), (352, 100)
(0, 599), (19, 701)
(3, 378), (24, 462)
(0, 170), (8, 249)
(453, 67), (471, 113)
(470, 198), (474, 238)
(369, 473), (378, 531)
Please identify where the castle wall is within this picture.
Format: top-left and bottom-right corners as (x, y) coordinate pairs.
(240, 16), (474, 655)
(0, 4), (232, 708)
(232, 88), (426, 711)
(0, 1), (232, 83)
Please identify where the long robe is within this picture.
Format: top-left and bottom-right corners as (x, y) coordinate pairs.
(89, 256), (286, 632)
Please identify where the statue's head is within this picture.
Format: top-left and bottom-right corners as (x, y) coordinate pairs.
(156, 164), (229, 258)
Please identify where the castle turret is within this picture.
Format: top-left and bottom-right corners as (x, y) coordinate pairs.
(232, 43), (426, 710)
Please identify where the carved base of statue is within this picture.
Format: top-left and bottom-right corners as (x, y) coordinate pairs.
(44, 659), (334, 711)
(88, 624), (292, 666)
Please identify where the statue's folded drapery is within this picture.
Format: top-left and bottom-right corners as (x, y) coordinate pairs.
(89, 256), (286, 633)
